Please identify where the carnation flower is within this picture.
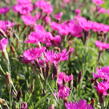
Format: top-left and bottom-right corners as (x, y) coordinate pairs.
(58, 86), (70, 99)
(54, 12), (63, 21)
(17, 0), (31, 4)
(92, 0), (104, 5)
(20, 102), (28, 109)
(21, 15), (36, 26)
(97, 7), (107, 14)
(67, 19), (83, 37)
(35, 0), (53, 14)
(0, 20), (15, 31)
(65, 100), (93, 109)
(50, 22), (70, 36)
(75, 9), (81, 16)
(96, 81), (109, 96)
(95, 41), (109, 51)
(44, 49), (73, 64)
(51, 35), (61, 46)
(25, 30), (53, 46)
(93, 66), (109, 96)
(93, 66), (109, 81)
(13, 0), (33, 15)
(44, 16), (51, 24)
(23, 47), (45, 61)
(57, 72), (73, 86)
(0, 7), (10, 14)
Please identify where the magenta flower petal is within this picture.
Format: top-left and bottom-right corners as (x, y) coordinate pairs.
(0, 38), (8, 51)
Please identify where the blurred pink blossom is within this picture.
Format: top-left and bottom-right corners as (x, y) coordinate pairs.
(21, 15), (36, 25)
(93, 66), (109, 81)
(54, 12), (63, 21)
(92, 0), (104, 5)
(58, 86), (70, 99)
(23, 47), (45, 61)
(0, 20), (15, 31)
(95, 41), (109, 51)
(0, 38), (8, 51)
(65, 100), (93, 109)
(96, 82), (109, 96)
(75, 9), (81, 16)
(97, 7), (106, 14)
(63, 0), (71, 3)
(0, 7), (10, 14)
(35, 0), (53, 14)
(57, 72), (73, 86)
(13, 0), (33, 15)
(44, 49), (72, 64)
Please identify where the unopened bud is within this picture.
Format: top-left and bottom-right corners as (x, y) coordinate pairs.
(0, 98), (5, 105)
(48, 104), (55, 109)
(20, 102), (28, 109)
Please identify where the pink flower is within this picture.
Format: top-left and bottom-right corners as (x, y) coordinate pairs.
(0, 7), (10, 14)
(25, 25), (54, 46)
(44, 50), (61, 64)
(44, 49), (72, 64)
(54, 12), (63, 21)
(65, 100), (93, 109)
(91, 22), (109, 32)
(25, 32), (42, 44)
(50, 22), (70, 36)
(106, 9), (109, 14)
(25, 26), (62, 46)
(50, 22), (60, 31)
(0, 20), (15, 31)
(0, 38), (8, 51)
(58, 23), (70, 36)
(68, 19), (83, 37)
(95, 41), (109, 50)
(51, 35), (61, 46)
(25, 31), (53, 46)
(35, 0), (53, 14)
(44, 16), (51, 24)
(92, 0), (104, 5)
(97, 7), (106, 14)
(23, 47), (45, 61)
(21, 15), (36, 26)
(13, 0), (33, 15)
(75, 9), (81, 16)
(96, 82), (109, 96)
(58, 86), (70, 99)
(93, 66), (109, 96)
(63, 0), (71, 3)
(17, 0), (31, 4)
(76, 16), (92, 31)
(34, 24), (45, 32)
(57, 72), (73, 86)
(93, 66), (109, 81)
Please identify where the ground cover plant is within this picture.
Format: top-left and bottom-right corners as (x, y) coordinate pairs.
(1, 0), (109, 109)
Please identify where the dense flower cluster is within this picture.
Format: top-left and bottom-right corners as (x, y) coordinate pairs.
(1, 0), (109, 108)
(65, 100), (93, 109)
(93, 66), (109, 96)
(35, 0), (53, 14)
(13, 0), (33, 15)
